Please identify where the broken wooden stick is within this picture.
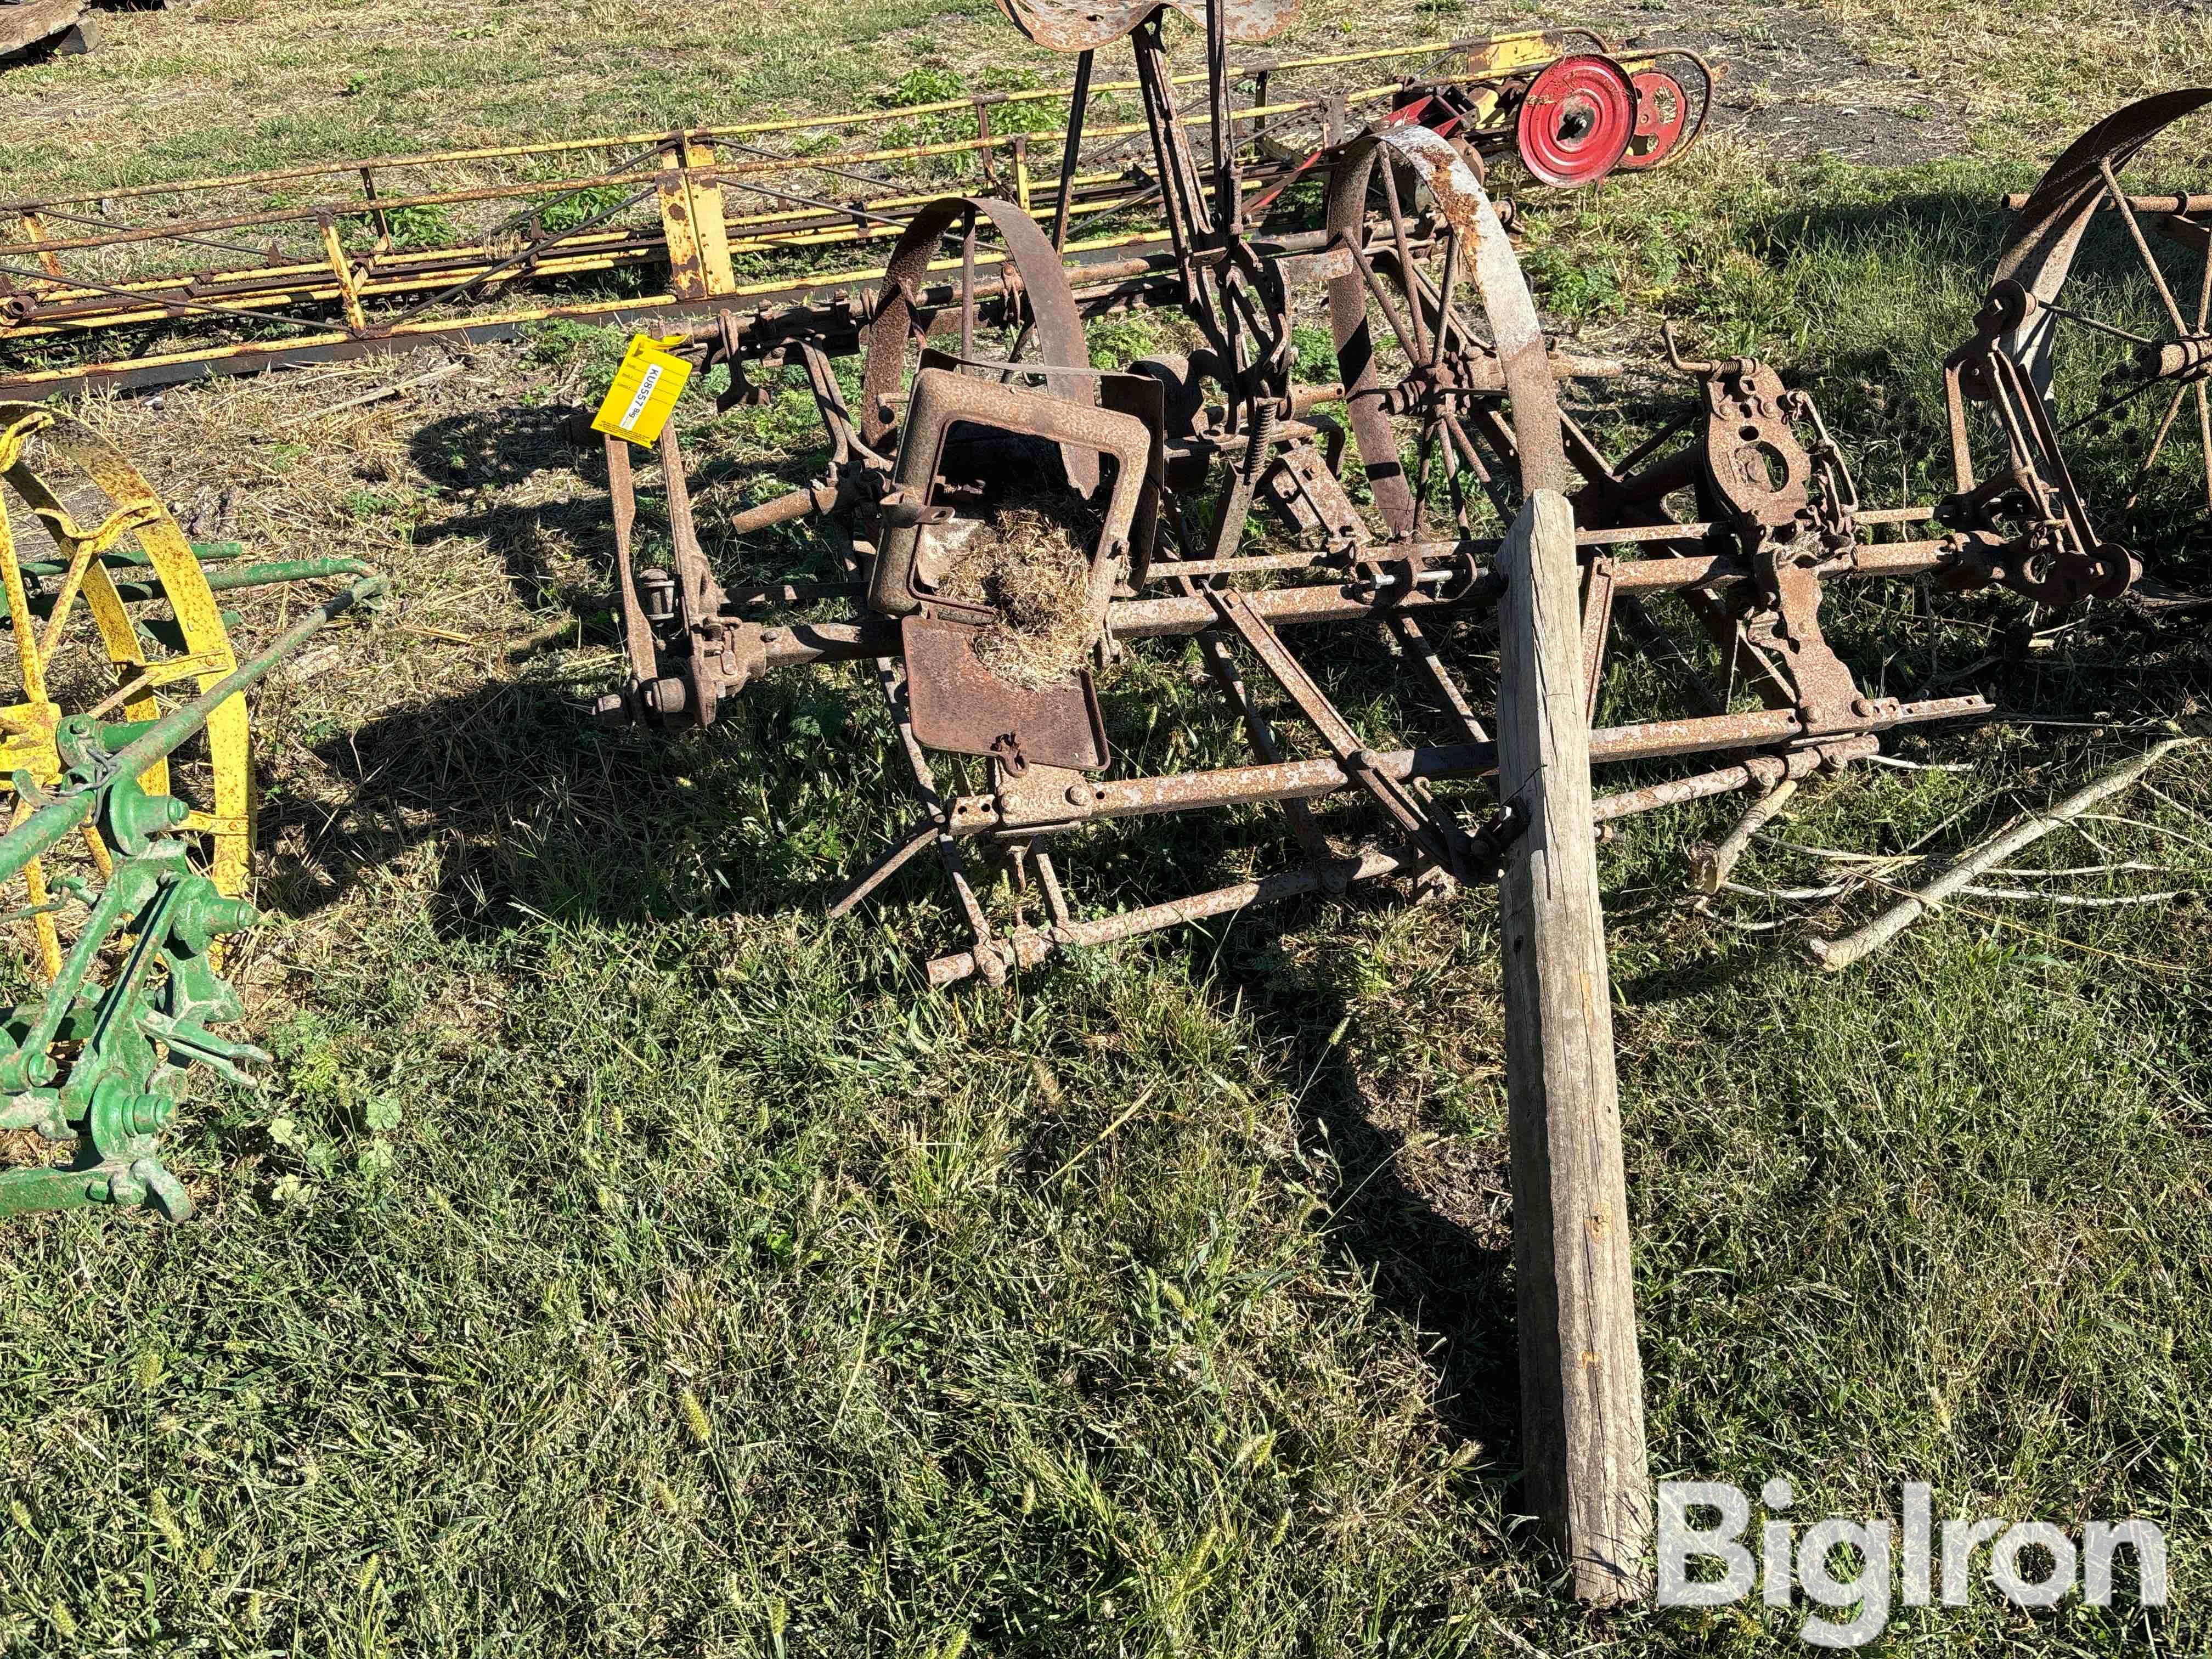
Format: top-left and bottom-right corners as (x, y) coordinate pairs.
(1693, 777), (1800, 894)
(1807, 735), (2195, 971)
(302, 358), (463, 422)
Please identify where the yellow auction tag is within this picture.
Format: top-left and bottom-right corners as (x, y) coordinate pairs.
(591, 334), (693, 445)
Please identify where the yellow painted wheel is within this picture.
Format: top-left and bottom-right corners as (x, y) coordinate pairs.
(0, 404), (244, 986)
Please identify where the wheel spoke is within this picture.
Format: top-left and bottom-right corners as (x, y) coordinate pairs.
(0, 505), (48, 707)
(1436, 417), (1470, 532)
(1442, 412), (1513, 518)
(5, 793), (62, 980)
(958, 210), (978, 361)
(2127, 382), (2190, 507)
(1409, 414), (1439, 536)
(35, 539), (99, 665)
(1376, 159), (1429, 364)
(1426, 228), (1463, 371)
(1000, 319), (1037, 380)
(2042, 302), (2156, 348)
(2197, 382), (2212, 511)
(2099, 156), (2190, 337)
(1407, 244), (1485, 379)
(2059, 374), (2161, 437)
(1350, 241), (1426, 364)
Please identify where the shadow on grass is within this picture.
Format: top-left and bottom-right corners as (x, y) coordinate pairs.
(1210, 920), (1525, 1464)
(1296, 1025), (1520, 1459)
(405, 405), (615, 614)
(407, 397), (851, 613)
(280, 162), (2212, 1488)
(261, 665), (890, 937)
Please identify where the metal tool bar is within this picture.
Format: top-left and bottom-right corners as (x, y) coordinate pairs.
(932, 696), (1990, 839)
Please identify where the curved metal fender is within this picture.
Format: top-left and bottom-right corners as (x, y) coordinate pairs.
(860, 195), (1099, 495)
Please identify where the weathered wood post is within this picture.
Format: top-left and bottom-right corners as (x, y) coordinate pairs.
(1494, 489), (1651, 1601)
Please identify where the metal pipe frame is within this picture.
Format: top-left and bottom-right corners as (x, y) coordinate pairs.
(730, 536), (1959, 676)
(917, 727), (1909, 987)
(934, 696), (1987, 840)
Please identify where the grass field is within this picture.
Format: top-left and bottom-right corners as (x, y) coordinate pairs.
(5, 0), (2212, 1654)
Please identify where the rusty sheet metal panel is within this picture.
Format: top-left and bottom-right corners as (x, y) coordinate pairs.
(902, 617), (1108, 770)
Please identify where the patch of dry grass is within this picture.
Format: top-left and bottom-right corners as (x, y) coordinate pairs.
(936, 492), (1099, 690)
(0, 0), (1517, 198)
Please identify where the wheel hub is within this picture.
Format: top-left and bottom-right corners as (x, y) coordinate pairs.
(1515, 55), (1635, 187)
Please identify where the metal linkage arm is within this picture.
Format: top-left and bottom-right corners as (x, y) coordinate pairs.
(0, 574), (386, 1222)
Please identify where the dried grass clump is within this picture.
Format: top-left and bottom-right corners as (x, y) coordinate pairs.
(937, 494), (1101, 691)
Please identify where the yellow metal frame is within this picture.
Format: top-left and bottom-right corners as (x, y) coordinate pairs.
(0, 29), (1714, 397)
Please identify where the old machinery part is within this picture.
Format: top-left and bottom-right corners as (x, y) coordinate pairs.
(0, 404), (251, 923)
(1, 575), (385, 1222)
(858, 198), (1098, 477)
(1621, 70), (1691, 171)
(1325, 120), (1573, 544)
(997, 0), (1295, 52)
(879, 368), (1153, 772)
(1943, 88), (2212, 605)
(1513, 55), (1635, 188)
(0, 406), (381, 1222)
(0, 30), (1714, 399)
(593, 11), (1996, 990)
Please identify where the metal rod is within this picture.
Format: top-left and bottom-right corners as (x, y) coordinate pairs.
(0, 575), (386, 887)
(927, 846), (1418, 986)
(934, 698), (1992, 840)
(1590, 736), (1877, 822)
(1053, 49), (1095, 252)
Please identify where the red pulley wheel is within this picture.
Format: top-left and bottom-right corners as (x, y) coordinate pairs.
(1622, 69), (1691, 170)
(1514, 54), (1635, 187)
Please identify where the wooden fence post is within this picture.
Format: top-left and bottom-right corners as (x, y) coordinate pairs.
(1494, 488), (1651, 1602)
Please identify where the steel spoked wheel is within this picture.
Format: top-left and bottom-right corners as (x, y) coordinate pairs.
(1326, 125), (1571, 544)
(0, 405), (243, 986)
(1978, 91), (2212, 534)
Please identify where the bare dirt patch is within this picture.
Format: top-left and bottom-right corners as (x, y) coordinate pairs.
(1612, 4), (1971, 165)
